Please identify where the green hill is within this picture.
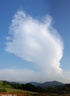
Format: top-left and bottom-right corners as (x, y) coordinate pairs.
(0, 81), (12, 88)
(0, 81), (38, 96)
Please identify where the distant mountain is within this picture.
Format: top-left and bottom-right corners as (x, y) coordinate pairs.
(29, 82), (41, 87)
(39, 81), (63, 89)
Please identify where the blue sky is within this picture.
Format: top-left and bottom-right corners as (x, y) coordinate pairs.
(0, 0), (70, 83)
(0, 0), (50, 68)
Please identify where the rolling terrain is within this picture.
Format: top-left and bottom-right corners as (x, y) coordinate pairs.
(0, 80), (70, 96)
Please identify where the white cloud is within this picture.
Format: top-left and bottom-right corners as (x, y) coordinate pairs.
(0, 68), (40, 82)
(4, 10), (69, 83)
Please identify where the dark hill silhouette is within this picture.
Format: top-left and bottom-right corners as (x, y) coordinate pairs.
(39, 81), (63, 88)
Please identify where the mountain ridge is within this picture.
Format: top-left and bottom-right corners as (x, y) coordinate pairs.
(39, 81), (63, 88)
(29, 81), (63, 89)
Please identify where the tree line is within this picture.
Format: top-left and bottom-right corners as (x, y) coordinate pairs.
(2, 81), (70, 94)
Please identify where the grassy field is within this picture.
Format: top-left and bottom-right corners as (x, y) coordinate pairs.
(0, 81), (70, 96)
(0, 81), (49, 96)
(0, 81), (38, 96)
(0, 81), (12, 88)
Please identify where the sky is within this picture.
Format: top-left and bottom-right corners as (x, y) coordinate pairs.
(0, 0), (70, 83)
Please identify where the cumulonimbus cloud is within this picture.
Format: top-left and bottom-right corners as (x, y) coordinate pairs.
(4, 10), (66, 82)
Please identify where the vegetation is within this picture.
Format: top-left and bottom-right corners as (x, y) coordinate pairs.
(11, 83), (46, 92)
(0, 80), (70, 96)
(0, 81), (38, 96)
